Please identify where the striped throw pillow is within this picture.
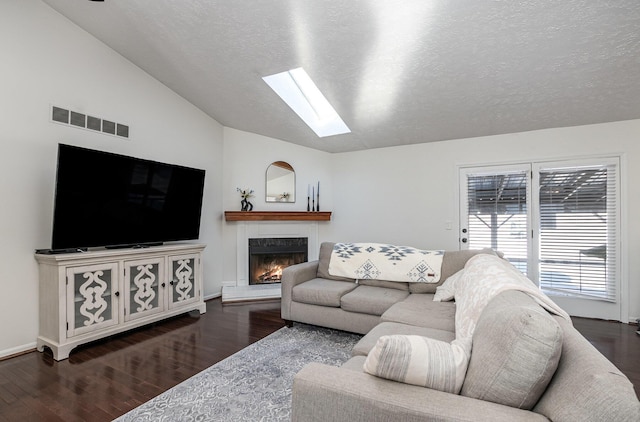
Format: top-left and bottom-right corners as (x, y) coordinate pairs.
(363, 335), (469, 394)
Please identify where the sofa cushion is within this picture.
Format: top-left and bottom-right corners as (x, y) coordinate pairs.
(460, 290), (563, 410)
(341, 355), (366, 372)
(363, 335), (468, 394)
(409, 248), (498, 293)
(381, 294), (456, 332)
(340, 285), (409, 316)
(352, 321), (455, 357)
(317, 242), (354, 282)
(292, 278), (357, 307)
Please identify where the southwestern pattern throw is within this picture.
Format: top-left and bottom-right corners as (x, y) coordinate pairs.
(328, 243), (444, 283)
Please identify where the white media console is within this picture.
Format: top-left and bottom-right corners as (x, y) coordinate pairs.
(35, 243), (206, 360)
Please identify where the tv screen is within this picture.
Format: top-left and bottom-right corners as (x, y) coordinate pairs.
(51, 144), (206, 251)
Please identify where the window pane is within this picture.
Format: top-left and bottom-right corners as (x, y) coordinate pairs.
(467, 172), (528, 274)
(538, 166), (617, 301)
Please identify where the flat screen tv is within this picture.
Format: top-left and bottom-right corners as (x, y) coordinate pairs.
(50, 144), (206, 251)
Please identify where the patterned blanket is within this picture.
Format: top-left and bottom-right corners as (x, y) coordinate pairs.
(454, 254), (570, 340)
(328, 242), (444, 283)
(449, 254), (571, 392)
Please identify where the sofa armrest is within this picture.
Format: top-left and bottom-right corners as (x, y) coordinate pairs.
(281, 260), (319, 320)
(292, 363), (550, 422)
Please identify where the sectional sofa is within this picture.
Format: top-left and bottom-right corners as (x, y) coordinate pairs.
(281, 242), (640, 422)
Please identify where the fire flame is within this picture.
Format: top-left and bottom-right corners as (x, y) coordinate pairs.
(255, 265), (283, 283)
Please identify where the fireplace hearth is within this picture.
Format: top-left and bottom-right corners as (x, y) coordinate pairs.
(249, 237), (308, 285)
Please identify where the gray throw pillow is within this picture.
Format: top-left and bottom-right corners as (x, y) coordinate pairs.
(460, 290), (563, 409)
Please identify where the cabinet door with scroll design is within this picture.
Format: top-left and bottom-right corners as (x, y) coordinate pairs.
(124, 257), (166, 322)
(168, 254), (200, 309)
(66, 262), (119, 337)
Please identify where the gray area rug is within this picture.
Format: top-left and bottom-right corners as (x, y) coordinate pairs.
(114, 324), (362, 421)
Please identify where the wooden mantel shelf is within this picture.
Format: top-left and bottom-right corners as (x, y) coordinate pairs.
(224, 211), (332, 221)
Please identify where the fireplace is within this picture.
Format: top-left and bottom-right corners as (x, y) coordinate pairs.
(222, 221), (319, 303)
(248, 237), (308, 285)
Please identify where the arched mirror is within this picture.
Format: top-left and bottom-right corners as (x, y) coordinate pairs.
(266, 161), (295, 202)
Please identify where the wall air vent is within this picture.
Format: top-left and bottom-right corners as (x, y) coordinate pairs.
(51, 106), (129, 139)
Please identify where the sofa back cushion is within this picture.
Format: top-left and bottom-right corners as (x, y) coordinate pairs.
(460, 290), (563, 410)
(409, 248), (499, 293)
(357, 278), (410, 291)
(317, 242), (355, 282)
(533, 316), (640, 421)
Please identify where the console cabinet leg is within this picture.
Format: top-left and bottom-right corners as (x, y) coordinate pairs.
(36, 338), (74, 361)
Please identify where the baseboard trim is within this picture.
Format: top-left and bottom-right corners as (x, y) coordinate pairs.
(204, 292), (222, 301)
(222, 284), (281, 303)
(0, 342), (37, 361)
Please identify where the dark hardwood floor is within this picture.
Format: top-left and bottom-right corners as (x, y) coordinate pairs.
(0, 299), (285, 421)
(0, 299), (637, 421)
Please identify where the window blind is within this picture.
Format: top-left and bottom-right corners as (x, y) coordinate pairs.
(538, 164), (618, 301)
(466, 171), (529, 274)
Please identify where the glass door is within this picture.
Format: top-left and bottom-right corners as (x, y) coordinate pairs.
(66, 262), (119, 337)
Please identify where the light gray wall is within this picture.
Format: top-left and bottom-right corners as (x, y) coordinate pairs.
(0, 0), (224, 357)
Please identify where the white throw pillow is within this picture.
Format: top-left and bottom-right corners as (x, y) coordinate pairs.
(433, 269), (464, 302)
(363, 335), (469, 394)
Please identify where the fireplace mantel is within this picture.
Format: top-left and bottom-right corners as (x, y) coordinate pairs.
(224, 211), (331, 221)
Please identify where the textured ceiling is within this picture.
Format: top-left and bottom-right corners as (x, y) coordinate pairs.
(41, 0), (640, 153)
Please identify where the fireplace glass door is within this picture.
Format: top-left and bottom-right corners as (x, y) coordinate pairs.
(248, 237), (308, 284)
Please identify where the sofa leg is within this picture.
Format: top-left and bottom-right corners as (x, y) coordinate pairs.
(285, 319), (294, 328)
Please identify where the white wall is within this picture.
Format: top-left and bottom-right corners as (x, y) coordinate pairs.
(0, 0), (224, 357)
(221, 128), (332, 284)
(328, 120), (640, 322)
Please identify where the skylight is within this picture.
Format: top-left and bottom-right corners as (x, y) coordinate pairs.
(263, 68), (351, 138)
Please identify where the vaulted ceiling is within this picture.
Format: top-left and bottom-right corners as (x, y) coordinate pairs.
(41, 0), (640, 153)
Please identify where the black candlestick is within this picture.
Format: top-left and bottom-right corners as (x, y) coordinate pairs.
(307, 196), (310, 212)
